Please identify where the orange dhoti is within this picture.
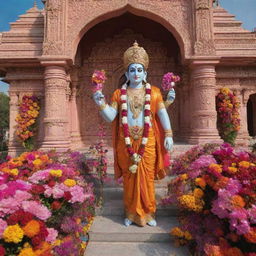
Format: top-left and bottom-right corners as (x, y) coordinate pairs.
(112, 86), (167, 226)
(117, 128), (156, 226)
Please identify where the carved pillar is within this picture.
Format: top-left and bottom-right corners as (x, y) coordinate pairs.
(40, 65), (70, 151)
(236, 90), (250, 145)
(8, 90), (24, 156)
(188, 63), (221, 144)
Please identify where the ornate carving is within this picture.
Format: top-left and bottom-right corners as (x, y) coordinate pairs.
(45, 78), (67, 89)
(194, 40), (215, 55)
(43, 40), (63, 55)
(196, 0), (210, 10)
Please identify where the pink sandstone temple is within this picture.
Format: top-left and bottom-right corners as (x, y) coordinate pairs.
(0, 0), (255, 156)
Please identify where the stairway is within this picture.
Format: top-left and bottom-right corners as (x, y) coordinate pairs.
(85, 144), (192, 256)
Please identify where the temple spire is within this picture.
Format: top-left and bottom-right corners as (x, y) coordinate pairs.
(33, 1), (37, 8)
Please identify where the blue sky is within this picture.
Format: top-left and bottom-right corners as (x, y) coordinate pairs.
(0, 0), (256, 93)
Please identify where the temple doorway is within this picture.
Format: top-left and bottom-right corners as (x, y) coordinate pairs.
(247, 93), (256, 137)
(74, 13), (182, 147)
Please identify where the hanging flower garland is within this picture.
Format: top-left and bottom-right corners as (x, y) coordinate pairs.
(216, 88), (240, 146)
(121, 83), (151, 173)
(15, 95), (40, 150)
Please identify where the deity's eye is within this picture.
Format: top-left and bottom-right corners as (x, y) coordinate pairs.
(137, 68), (143, 72)
(129, 67), (136, 73)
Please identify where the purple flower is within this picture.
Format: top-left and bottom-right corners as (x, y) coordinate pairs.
(225, 179), (242, 195)
(229, 209), (250, 234)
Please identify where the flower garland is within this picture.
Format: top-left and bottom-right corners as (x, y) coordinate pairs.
(15, 95), (40, 151)
(216, 88), (240, 146)
(120, 83), (151, 173)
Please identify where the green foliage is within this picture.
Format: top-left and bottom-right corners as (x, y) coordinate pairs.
(0, 92), (9, 151)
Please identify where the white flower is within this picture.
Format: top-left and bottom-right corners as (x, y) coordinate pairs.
(171, 82), (175, 86)
(122, 116), (128, 124)
(145, 95), (151, 101)
(121, 103), (127, 110)
(145, 104), (150, 110)
(142, 137), (148, 145)
(145, 83), (151, 89)
(121, 95), (127, 101)
(129, 164), (137, 173)
(125, 137), (131, 145)
(145, 116), (150, 123)
(132, 153), (141, 163)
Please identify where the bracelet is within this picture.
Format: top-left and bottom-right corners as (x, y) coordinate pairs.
(165, 129), (173, 137)
(99, 103), (108, 111)
(164, 100), (174, 108)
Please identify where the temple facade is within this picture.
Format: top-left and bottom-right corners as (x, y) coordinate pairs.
(0, 0), (256, 155)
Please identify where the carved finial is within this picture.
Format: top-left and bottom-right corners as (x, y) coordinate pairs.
(33, 0), (37, 7)
(133, 41), (139, 47)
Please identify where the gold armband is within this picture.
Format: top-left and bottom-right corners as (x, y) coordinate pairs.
(164, 100), (174, 108)
(99, 103), (108, 111)
(165, 129), (173, 137)
(111, 101), (118, 110)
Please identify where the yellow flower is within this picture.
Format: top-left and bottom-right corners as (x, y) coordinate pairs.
(238, 161), (250, 169)
(193, 188), (204, 198)
(221, 88), (230, 95)
(50, 169), (63, 177)
(209, 163), (222, 173)
(178, 194), (204, 212)
(22, 220), (40, 238)
(9, 168), (19, 176)
(64, 179), (77, 187)
(53, 239), (62, 246)
(170, 227), (184, 238)
(195, 177), (206, 189)
(180, 174), (188, 181)
(228, 167), (238, 173)
(18, 248), (35, 256)
(33, 159), (42, 167)
(3, 224), (24, 243)
(184, 231), (192, 240)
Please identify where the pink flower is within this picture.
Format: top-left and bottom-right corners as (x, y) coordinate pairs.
(161, 72), (180, 91)
(44, 184), (65, 199)
(0, 218), (7, 238)
(69, 185), (91, 203)
(46, 228), (58, 243)
(22, 201), (51, 220)
(28, 169), (50, 184)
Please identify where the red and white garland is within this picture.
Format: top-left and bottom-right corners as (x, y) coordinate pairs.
(120, 83), (151, 173)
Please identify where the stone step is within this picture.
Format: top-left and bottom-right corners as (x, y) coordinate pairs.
(89, 215), (179, 243)
(96, 199), (178, 217)
(85, 241), (190, 256)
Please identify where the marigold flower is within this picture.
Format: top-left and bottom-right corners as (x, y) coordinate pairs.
(170, 227), (184, 238)
(238, 161), (250, 169)
(3, 224), (24, 243)
(195, 177), (206, 189)
(244, 227), (256, 243)
(63, 179), (77, 187)
(193, 188), (204, 198)
(231, 195), (246, 208)
(209, 163), (222, 173)
(227, 166), (238, 173)
(180, 174), (188, 181)
(33, 159), (42, 167)
(184, 231), (192, 240)
(18, 247), (35, 256)
(49, 169), (62, 177)
(23, 220), (40, 238)
(178, 194), (204, 212)
(220, 88), (230, 95)
(226, 247), (243, 256)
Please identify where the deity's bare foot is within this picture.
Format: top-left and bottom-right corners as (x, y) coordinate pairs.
(124, 218), (132, 227)
(147, 219), (157, 227)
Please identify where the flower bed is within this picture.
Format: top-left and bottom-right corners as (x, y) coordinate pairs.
(0, 148), (105, 256)
(163, 143), (256, 256)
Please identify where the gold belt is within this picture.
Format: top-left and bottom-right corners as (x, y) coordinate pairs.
(129, 126), (143, 140)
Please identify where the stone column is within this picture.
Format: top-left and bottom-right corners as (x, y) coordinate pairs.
(40, 65), (70, 151)
(236, 90), (250, 145)
(8, 90), (24, 156)
(188, 63), (222, 144)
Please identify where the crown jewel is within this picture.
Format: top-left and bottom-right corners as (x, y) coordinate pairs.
(123, 41), (149, 70)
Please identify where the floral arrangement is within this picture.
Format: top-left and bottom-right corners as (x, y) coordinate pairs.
(15, 95), (40, 151)
(162, 143), (256, 255)
(216, 88), (240, 146)
(120, 83), (151, 173)
(161, 72), (180, 91)
(0, 150), (98, 256)
(91, 70), (107, 93)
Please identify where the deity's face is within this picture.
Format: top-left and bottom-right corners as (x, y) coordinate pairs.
(126, 63), (147, 86)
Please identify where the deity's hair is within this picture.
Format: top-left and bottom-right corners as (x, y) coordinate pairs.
(123, 41), (149, 70)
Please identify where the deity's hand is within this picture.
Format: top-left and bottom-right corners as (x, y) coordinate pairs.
(167, 88), (175, 102)
(164, 137), (173, 151)
(93, 91), (105, 106)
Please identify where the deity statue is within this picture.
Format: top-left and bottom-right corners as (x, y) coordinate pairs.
(93, 42), (175, 227)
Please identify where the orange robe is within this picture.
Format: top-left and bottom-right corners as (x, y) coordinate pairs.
(111, 86), (167, 226)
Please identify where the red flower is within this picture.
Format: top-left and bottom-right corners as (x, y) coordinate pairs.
(48, 180), (56, 188)
(0, 245), (5, 256)
(31, 184), (45, 194)
(7, 210), (34, 226)
(121, 110), (128, 116)
(51, 201), (62, 210)
(145, 89), (151, 94)
(145, 101), (150, 105)
(64, 191), (72, 201)
(144, 109), (150, 116)
(138, 146), (145, 156)
(121, 89), (126, 95)
(127, 146), (134, 156)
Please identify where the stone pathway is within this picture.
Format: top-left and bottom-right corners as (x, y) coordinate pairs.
(84, 144), (193, 256)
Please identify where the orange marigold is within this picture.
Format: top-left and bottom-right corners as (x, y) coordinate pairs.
(193, 188), (204, 198)
(231, 195), (246, 208)
(195, 177), (206, 189)
(238, 161), (250, 169)
(225, 247), (243, 256)
(209, 163), (222, 173)
(227, 167), (238, 174)
(244, 227), (256, 243)
(23, 220), (40, 238)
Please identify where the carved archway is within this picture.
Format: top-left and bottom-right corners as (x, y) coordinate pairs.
(74, 13), (182, 146)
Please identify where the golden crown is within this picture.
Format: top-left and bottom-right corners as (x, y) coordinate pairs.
(123, 41), (149, 70)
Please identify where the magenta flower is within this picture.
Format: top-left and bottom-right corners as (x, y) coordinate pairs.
(0, 218), (7, 238)
(46, 228), (58, 243)
(161, 72), (180, 91)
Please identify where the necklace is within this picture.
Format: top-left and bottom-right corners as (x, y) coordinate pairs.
(127, 87), (145, 119)
(120, 83), (151, 173)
